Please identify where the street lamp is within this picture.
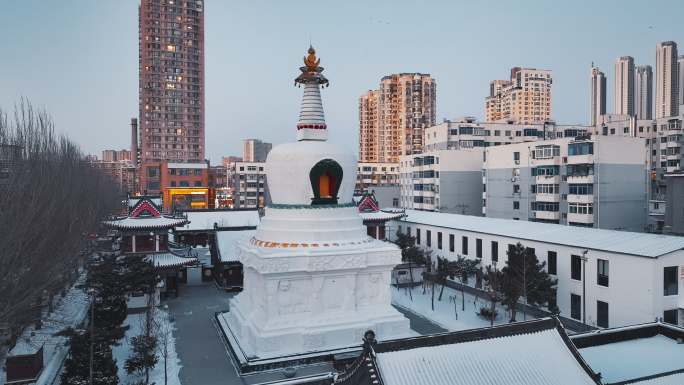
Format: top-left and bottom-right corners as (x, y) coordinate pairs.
(581, 250), (589, 326)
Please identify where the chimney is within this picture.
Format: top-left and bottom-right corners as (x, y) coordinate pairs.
(130, 118), (138, 166)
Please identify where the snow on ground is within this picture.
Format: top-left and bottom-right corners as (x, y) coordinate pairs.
(579, 335), (684, 383)
(0, 273), (90, 385)
(391, 283), (518, 332)
(113, 306), (182, 385)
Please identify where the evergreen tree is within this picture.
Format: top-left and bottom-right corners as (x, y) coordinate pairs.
(125, 334), (158, 378)
(499, 243), (557, 322)
(60, 329), (118, 385)
(87, 253), (128, 343)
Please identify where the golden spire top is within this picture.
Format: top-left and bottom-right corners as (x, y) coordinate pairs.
(303, 45), (320, 71)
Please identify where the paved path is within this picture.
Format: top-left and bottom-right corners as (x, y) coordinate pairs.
(165, 284), (244, 385)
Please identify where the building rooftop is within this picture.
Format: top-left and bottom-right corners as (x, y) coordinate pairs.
(216, 229), (256, 262)
(176, 209), (260, 232)
(398, 210), (684, 258)
(104, 215), (188, 230)
(572, 322), (684, 385)
(336, 318), (599, 385)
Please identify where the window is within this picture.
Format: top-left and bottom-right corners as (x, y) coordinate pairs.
(491, 241), (498, 262)
(392, 198), (399, 207)
(547, 251), (557, 275)
(416, 229), (421, 245)
(437, 232), (442, 250)
(462, 236), (468, 255)
(194, 181), (202, 187)
(513, 184), (520, 194)
(569, 203), (593, 215)
(569, 184), (593, 195)
(449, 234), (454, 252)
(664, 309), (678, 325)
(571, 294), (581, 320)
(513, 201), (520, 210)
(476, 239), (482, 258)
(534, 145), (560, 159)
(426, 230), (432, 247)
(536, 184), (559, 194)
(597, 301), (609, 328)
(664, 266), (678, 296)
(568, 142), (594, 156)
(571, 255), (582, 280)
(513, 151), (520, 161)
(597, 259), (609, 287)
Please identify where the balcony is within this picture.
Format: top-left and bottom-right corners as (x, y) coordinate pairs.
(533, 211), (560, 221)
(567, 212), (594, 224)
(535, 193), (560, 203)
(535, 174), (560, 184)
(567, 194), (594, 204)
(567, 174), (594, 184)
(566, 154), (594, 165)
(533, 157), (562, 166)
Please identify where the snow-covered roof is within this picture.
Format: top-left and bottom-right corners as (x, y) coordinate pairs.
(104, 216), (188, 230)
(359, 210), (404, 222)
(176, 210), (260, 231)
(628, 372), (684, 385)
(570, 322), (684, 384)
(398, 209), (684, 258)
(216, 230), (256, 262)
(145, 252), (198, 268)
(364, 318), (599, 385)
(128, 197), (162, 208)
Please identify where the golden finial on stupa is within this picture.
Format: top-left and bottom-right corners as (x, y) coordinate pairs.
(303, 45), (320, 71)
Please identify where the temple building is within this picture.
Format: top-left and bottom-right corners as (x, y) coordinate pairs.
(217, 47), (410, 367)
(355, 192), (404, 240)
(105, 196), (197, 304)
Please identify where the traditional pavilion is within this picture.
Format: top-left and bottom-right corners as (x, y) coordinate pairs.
(218, 47), (410, 366)
(104, 196), (197, 301)
(356, 192), (404, 240)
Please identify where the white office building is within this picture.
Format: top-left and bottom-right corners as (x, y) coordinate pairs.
(227, 161), (267, 209)
(423, 117), (590, 152)
(483, 135), (648, 231)
(391, 210), (684, 328)
(399, 149), (483, 215)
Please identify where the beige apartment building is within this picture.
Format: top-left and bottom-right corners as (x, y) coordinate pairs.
(359, 73), (436, 163)
(359, 90), (379, 162)
(485, 67), (553, 124)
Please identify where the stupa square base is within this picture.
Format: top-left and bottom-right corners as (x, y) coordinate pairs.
(218, 298), (410, 361)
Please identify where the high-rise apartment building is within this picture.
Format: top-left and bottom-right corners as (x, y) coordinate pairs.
(590, 66), (607, 126)
(635, 65), (653, 119)
(614, 56), (635, 116)
(655, 41), (679, 118)
(358, 73), (436, 163)
(678, 55), (684, 108)
(138, 0), (205, 163)
(485, 67), (553, 124)
(242, 139), (272, 162)
(359, 90), (379, 162)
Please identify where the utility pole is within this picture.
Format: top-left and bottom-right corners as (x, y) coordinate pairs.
(89, 290), (94, 385)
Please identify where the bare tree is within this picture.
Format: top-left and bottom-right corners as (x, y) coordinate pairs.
(0, 99), (120, 349)
(155, 307), (174, 385)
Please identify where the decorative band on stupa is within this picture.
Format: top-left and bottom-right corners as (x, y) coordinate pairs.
(294, 46), (329, 141)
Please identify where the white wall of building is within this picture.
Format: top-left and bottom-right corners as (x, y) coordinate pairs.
(389, 214), (684, 329)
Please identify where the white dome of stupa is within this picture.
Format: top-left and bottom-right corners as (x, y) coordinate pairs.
(253, 46), (364, 246)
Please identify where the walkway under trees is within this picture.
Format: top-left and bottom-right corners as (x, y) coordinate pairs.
(0, 100), (121, 349)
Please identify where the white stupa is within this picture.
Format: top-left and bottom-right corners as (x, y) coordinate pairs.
(221, 46), (410, 359)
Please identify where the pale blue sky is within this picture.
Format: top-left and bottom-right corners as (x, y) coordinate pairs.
(1, 0), (683, 162)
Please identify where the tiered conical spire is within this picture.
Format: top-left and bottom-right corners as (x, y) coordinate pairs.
(295, 46), (329, 141)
